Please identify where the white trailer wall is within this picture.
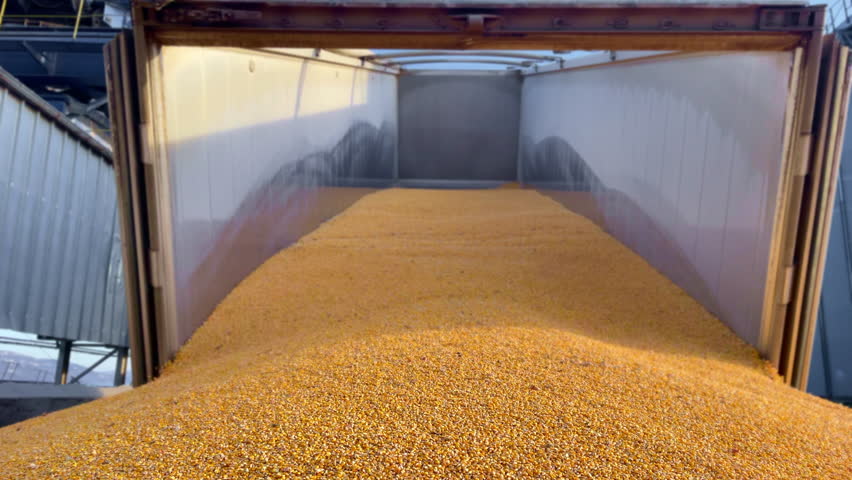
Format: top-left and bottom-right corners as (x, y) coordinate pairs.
(156, 47), (397, 349)
(519, 52), (795, 347)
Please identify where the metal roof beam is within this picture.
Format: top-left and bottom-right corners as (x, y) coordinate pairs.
(365, 50), (562, 62)
(393, 58), (533, 68)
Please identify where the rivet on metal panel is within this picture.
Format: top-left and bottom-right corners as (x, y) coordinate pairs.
(713, 20), (736, 31)
(431, 14), (449, 31)
(160, 9), (180, 23)
(163, 7), (261, 24)
(659, 19), (679, 30)
(188, 9), (208, 22)
(552, 17), (568, 29)
(608, 17), (629, 30)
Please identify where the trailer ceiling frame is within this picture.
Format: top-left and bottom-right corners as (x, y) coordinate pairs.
(115, 3), (837, 389)
(136, 3), (823, 51)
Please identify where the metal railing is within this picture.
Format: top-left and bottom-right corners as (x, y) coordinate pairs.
(828, 0), (852, 30)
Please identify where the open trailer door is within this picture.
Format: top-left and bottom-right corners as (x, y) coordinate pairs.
(108, 2), (845, 389)
(783, 37), (852, 389)
(104, 32), (159, 385)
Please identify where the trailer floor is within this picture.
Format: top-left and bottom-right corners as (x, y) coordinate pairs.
(1, 188), (850, 479)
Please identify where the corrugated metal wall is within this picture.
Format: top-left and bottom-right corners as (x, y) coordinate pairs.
(519, 51), (795, 348)
(157, 47), (397, 349)
(808, 113), (852, 402)
(398, 73), (521, 182)
(0, 80), (128, 346)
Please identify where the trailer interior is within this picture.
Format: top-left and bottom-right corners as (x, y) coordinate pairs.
(1, 2), (851, 477)
(106, 2), (849, 390)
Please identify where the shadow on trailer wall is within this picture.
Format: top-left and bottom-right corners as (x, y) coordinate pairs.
(106, 3), (848, 391)
(520, 51), (795, 348)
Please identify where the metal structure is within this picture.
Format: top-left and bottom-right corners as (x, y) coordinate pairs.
(0, 3), (132, 388)
(0, 27), (119, 137)
(366, 51), (562, 62)
(0, 65), (129, 388)
(0, 335), (128, 385)
(364, 50), (566, 70)
(391, 58), (534, 68)
(828, 0), (852, 33)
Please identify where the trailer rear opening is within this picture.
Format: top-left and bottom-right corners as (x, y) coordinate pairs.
(1, 188), (850, 478)
(2, 1), (850, 477)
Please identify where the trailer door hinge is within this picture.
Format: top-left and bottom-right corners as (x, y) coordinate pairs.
(781, 265), (795, 305)
(149, 250), (162, 288)
(797, 133), (812, 176)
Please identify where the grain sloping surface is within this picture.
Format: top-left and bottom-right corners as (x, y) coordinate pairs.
(1, 188), (850, 478)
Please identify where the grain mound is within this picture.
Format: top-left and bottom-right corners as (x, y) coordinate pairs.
(1, 188), (849, 479)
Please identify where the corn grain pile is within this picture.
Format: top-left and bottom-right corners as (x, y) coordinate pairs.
(1, 188), (850, 478)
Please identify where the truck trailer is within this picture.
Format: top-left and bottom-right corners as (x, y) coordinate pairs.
(1, 1), (851, 477)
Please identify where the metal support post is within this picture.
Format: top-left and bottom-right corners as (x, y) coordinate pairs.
(0, 0), (7, 29)
(113, 347), (129, 386)
(69, 348), (116, 384)
(54, 339), (72, 384)
(73, 0), (86, 39)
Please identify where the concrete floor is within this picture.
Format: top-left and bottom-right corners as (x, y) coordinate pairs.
(0, 383), (130, 428)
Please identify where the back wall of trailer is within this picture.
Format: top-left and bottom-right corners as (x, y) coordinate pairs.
(397, 72), (521, 185)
